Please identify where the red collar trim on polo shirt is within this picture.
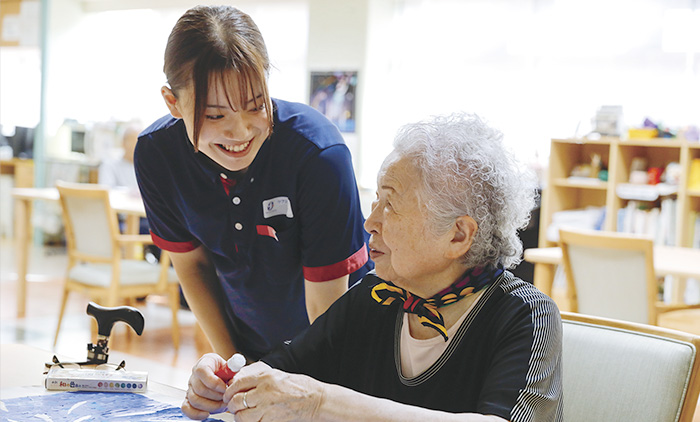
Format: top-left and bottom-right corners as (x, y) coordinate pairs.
(220, 175), (238, 195)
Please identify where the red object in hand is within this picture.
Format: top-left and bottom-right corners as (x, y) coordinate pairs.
(214, 353), (246, 382)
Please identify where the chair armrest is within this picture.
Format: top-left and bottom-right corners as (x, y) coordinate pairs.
(656, 301), (700, 313)
(116, 234), (154, 245)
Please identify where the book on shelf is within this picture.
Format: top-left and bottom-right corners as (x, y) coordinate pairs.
(692, 211), (700, 249)
(616, 198), (677, 246)
(647, 207), (660, 243)
(661, 197), (676, 246)
(546, 207), (605, 242)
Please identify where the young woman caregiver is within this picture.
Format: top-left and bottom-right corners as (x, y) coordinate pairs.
(134, 5), (373, 361)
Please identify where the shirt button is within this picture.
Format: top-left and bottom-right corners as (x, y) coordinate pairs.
(250, 177), (255, 183)
(220, 173), (228, 179)
(235, 222), (243, 230)
(232, 196), (241, 205)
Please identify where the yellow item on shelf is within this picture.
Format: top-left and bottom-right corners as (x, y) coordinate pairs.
(627, 128), (658, 139)
(689, 159), (700, 190)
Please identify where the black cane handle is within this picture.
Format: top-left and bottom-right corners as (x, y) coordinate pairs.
(87, 302), (145, 337)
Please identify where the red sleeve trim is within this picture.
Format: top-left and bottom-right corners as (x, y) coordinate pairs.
(256, 225), (278, 241)
(150, 231), (200, 253)
(303, 244), (369, 282)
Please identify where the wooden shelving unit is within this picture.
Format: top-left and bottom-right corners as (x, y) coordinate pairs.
(539, 137), (700, 250)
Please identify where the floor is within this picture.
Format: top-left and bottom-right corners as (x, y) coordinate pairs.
(3, 237), (700, 419)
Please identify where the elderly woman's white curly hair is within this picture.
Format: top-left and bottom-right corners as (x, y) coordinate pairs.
(390, 113), (538, 269)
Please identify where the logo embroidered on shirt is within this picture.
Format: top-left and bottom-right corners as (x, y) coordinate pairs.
(262, 197), (294, 219)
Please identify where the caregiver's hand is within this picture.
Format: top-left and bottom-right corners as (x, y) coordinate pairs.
(182, 353), (230, 420)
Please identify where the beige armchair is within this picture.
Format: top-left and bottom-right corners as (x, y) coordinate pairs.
(559, 228), (700, 325)
(562, 312), (700, 422)
(54, 181), (181, 349)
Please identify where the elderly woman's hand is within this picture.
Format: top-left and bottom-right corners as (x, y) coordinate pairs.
(181, 353), (230, 420)
(224, 361), (325, 422)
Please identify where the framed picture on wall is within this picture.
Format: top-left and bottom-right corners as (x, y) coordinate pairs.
(309, 71), (357, 133)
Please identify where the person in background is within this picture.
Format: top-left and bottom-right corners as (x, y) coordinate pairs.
(134, 5), (373, 361)
(99, 123), (153, 243)
(99, 124), (140, 195)
(182, 113), (563, 422)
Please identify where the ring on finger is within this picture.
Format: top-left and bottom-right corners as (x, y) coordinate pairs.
(242, 391), (250, 409)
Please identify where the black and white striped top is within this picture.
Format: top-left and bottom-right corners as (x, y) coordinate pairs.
(264, 271), (563, 421)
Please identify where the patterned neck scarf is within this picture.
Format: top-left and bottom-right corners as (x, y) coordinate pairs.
(371, 266), (503, 341)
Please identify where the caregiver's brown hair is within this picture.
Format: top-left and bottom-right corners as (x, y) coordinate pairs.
(163, 5), (273, 150)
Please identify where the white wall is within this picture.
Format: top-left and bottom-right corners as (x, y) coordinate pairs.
(37, 0), (308, 159)
(2, 0), (698, 192)
(306, 0), (369, 174)
(357, 0), (700, 188)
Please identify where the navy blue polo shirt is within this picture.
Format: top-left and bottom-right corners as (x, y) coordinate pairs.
(134, 99), (372, 357)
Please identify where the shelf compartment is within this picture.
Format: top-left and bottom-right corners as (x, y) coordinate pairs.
(549, 139), (610, 185)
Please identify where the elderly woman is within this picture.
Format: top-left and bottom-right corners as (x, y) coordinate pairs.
(183, 113), (563, 421)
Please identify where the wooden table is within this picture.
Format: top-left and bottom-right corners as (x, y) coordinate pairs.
(11, 187), (147, 317)
(0, 158), (34, 187)
(524, 246), (700, 302)
(0, 343), (234, 420)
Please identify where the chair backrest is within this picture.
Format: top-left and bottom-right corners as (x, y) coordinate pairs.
(562, 312), (700, 422)
(57, 181), (121, 262)
(559, 228), (657, 324)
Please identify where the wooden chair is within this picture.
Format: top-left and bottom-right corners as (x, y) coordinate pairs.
(562, 312), (700, 422)
(54, 181), (181, 348)
(559, 228), (700, 325)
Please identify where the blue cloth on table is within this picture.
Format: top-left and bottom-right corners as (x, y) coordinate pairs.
(0, 391), (225, 421)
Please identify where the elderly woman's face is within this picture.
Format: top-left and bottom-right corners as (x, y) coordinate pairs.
(364, 156), (459, 295)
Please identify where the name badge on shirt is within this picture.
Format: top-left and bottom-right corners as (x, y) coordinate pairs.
(262, 196), (294, 219)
